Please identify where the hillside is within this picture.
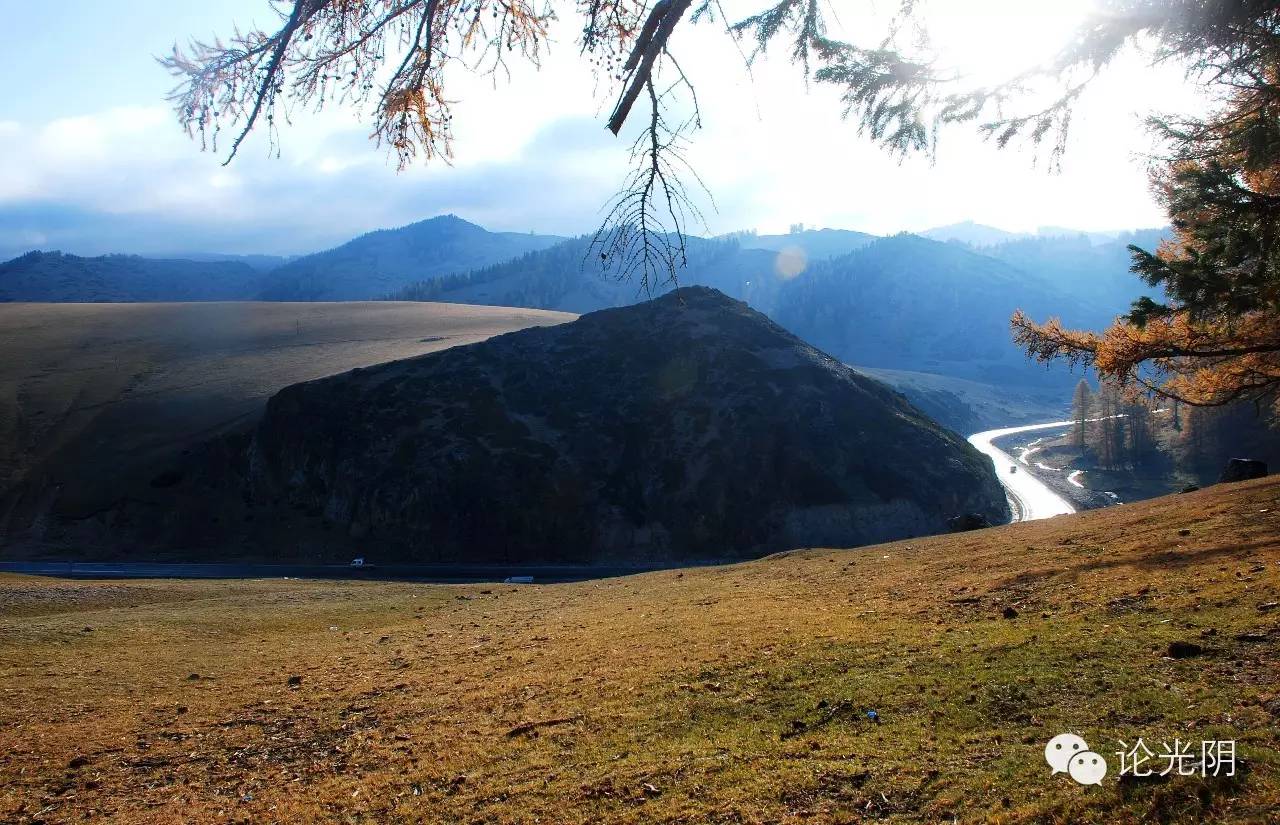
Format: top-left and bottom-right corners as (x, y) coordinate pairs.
(0, 251), (267, 302)
(1, 477), (1275, 823)
(258, 215), (563, 300)
(857, 367), (1069, 434)
(239, 287), (1006, 562)
(0, 301), (573, 556)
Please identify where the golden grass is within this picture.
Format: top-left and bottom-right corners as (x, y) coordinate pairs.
(2, 478), (1278, 823)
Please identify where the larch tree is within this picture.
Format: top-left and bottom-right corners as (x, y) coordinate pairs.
(1126, 396), (1157, 464)
(164, 2), (1271, 295)
(1013, 3), (1280, 414)
(1071, 378), (1092, 448)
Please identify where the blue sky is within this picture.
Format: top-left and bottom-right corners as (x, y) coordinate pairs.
(0, 1), (1204, 259)
(1, 2), (271, 120)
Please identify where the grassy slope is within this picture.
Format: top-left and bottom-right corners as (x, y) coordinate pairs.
(1, 478), (1278, 823)
(0, 302), (573, 530)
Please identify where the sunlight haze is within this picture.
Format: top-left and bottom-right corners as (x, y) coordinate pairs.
(0, 0), (1200, 257)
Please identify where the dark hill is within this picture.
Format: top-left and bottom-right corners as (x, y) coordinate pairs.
(258, 214), (563, 300)
(409, 233), (1106, 388)
(245, 287), (1008, 562)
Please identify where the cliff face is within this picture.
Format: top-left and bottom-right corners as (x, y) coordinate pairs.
(249, 287), (1008, 562)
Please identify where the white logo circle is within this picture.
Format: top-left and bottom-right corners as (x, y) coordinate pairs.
(1044, 733), (1089, 775)
(1068, 750), (1108, 785)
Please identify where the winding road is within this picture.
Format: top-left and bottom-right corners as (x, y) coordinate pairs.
(967, 421), (1077, 521)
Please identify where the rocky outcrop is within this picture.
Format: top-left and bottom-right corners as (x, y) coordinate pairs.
(1219, 458), (1268, 484)
(947, 513), (993, 532)
(247, 287), (1009, 562)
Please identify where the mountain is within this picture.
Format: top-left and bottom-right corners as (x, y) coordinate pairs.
(420, 232), (1100, 391)
(919, 220), (1031, 247)
(158, 252), (292, 271)
(0, 215), (561, 303)
(734, 227), (877, 260)
(1034, 226), (1123, 245)
(239, 287), (1008, 562)
(399, 231), (1114, 427)
(0, 251), (267, 302)
(258, 214), (563, 300)
(770, 234), (1100, 388)
(978, 228), (1173, 317)
(398, 235), (783, 314)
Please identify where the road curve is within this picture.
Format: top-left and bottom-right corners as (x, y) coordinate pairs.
(967, 421), (1076, 522)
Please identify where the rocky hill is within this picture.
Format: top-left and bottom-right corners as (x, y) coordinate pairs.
(245, 287), (1008, 562)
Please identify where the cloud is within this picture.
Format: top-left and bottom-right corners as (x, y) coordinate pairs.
(0, 106), (630, 258)
(0, 4), (1202, 261)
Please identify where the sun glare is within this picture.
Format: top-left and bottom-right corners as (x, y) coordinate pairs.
(921, 0), (1100, 84)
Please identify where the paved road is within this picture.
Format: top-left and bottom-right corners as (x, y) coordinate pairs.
(968, 421), (1077, 521)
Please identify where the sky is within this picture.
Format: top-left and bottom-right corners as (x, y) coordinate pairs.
(0, 0), (1208, 259)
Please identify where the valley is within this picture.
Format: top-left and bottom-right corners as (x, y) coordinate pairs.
(5, 2), (1278, 822)
(968, 422), (1077, 521)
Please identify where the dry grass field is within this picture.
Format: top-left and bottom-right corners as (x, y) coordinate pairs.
(0, 301), (572, 549)
(1, 478), (1277, 823)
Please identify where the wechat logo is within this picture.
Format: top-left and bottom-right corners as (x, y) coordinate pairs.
(1045, 733), (1108, 786)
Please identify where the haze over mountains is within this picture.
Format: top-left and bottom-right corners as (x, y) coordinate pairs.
(0, 251), (271, 302)
(258, 218), (563, 301)
(0, 216), (563, 303)
(0, 213), (1169, 430)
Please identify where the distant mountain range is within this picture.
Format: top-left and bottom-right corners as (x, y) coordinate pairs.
(0, 214), (1170, 430)
(0, 215), (562, 303)
(732, 227), (877, 260)
(919, 221), (1031, 247)
(397, 231), (1145, 375)
(919, 220), (1130, 248)
(257, 215), (563, 300)
(0, 251), (270, 302)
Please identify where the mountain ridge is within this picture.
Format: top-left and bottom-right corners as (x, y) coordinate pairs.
(257, 214), (564, 301)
